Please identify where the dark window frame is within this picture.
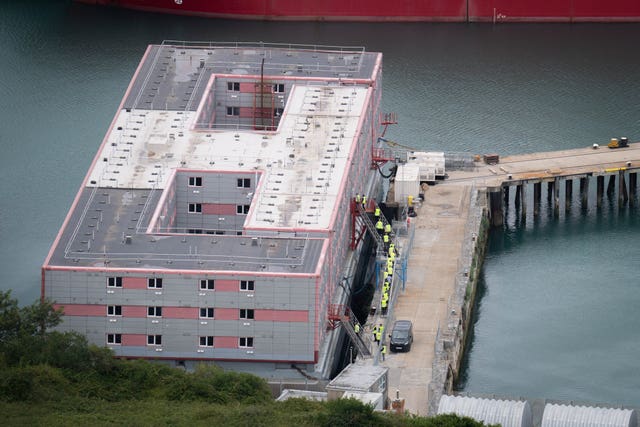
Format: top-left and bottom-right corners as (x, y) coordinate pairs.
(240, 280), (255, 291)
(199, 279), (215, 290)
(107, 277), (123, 288)
(148, 278), (163, 289)
(188, 176), (203, 187)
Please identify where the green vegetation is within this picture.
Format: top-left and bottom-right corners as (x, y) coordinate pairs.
(0, 290), (490, 426)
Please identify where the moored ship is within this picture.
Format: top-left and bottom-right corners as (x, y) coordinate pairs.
(77, 0), (640, 22)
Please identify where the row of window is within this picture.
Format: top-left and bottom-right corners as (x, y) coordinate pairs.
(187, 229), (243, 236)
(225, 106), (284, 117)
(187, 203), (250, 214)
(106, 278), (255, 291)
(106, 306), (254, 319)
(226, 81), (284, 93)
(187, 177), (252, 188)
(106, 334), (254, 348)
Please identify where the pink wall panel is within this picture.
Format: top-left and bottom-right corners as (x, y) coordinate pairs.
(122, 334), (147, 346)
(123, 277), (148, 289)
(214, 336), (238, 348)
(239, 106), (254, 118)
(202, 203), (237, 215)
(255, 310), (309, 322)
(123, 306), (147, 318)
(163, 307), (199, 319)
(239, 82), (256, 93)
(56, 304), (104, 316)
(216, 279), (239, 292)
(215, 308), (239, 320)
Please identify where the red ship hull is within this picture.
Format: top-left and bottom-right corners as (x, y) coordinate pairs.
(77, 0), (640, 22)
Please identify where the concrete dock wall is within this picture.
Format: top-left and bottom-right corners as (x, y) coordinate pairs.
(427, 186), (489, 415)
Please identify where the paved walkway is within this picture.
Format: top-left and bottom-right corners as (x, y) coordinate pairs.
(383, 183), (471, 416)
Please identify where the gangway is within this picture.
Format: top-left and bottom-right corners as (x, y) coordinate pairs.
(327, 304), (371, 357)
(350, 198), (393, 250)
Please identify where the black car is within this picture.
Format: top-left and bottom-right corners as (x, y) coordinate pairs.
(389, 320), (413, 352)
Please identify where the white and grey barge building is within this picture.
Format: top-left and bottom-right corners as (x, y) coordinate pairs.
(42, 41), (389, 378)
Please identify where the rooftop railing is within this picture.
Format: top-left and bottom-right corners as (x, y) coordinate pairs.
(161, 40), (366, 54)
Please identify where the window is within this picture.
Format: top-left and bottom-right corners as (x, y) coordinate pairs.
(227, 82), (240, 91)
(148, 278), (163, 289)
(147, 335), (162, 346)
(199, 336), (214, 347)
(148, 306), (162, 317)
(239, 337), (254, 348)
(107, 277), (122, 288)
(240, 309), (254, 320)
(236, 204), (250, 215)
(107, 333), (122, 345)
(240, 280), (255, 291)
(273, 107), (284, 117)
(199, 307), (214, 318)
(237, 178), (251, 188)
(200, 279), (215, 290)
(188, 176), (202, 187)
(188, 203), (202, 213)
(273, 83), (284, 93)
(188, 229), (203, 234)
(107, 305), (122, 316)
(226, 106), (240, 116)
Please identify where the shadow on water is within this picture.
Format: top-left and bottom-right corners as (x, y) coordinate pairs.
(456, 268), (488, 390)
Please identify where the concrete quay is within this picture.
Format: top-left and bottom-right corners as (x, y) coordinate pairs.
(381, 182), (486, 416)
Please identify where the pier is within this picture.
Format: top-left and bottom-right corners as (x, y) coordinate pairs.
(375, 142), (640, 415)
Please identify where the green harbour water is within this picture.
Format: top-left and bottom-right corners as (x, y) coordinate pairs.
(1, 0), (638, 408)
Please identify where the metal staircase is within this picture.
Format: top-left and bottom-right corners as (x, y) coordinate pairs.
(328, 304), (371, 357)
(351, 199), (393, 250)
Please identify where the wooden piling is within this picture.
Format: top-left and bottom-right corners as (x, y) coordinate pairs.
(533, 182), (541, 216)
(580, 177), (588, 209)
(597, 176), (604, 208)
(619, 170), (628, 206)
(520, 183), (527, 219)
(607, 174), (616, 196)
(554, 178), (560, 217)
(565, 179), (572, 211)
(629, 172), (637, 195)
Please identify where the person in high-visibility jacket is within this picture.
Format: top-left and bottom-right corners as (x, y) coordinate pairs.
(355, 193), (361, 204)
(362, 196), (367, 209)
(381, 344), (387, 361)
(354, 323), (360, 335)
(374, 207), (380, 217)
(372, 324), (379, 343)
(383, 233), (389, 250)
(384, 223), (391, 234)
(375, 220), (383, 234)
(381, 298), (388, 315)
(375, 328), (382, 344)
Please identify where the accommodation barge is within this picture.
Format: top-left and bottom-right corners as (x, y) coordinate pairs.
(42, 41), (386, 377)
